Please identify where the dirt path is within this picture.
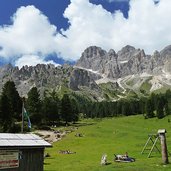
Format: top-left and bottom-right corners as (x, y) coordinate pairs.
(35, 130), (65, 143)
(35, 127), (78, 144)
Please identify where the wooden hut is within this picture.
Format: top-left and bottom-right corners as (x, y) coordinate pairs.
(0, 133), (52, 171)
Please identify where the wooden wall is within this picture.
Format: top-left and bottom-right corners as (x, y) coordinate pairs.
(1, 148), (44, 171)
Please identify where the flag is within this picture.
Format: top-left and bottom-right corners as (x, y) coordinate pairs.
(23, 107), (31, 129)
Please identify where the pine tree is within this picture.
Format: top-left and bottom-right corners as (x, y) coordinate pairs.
(26, 87), (41, 125)
(164, 100), (170, 116)
(156, 95), (165, 119)
(70, 98), (79, 123)
(145, 98), (154, 118)
(2, 81), (22, 120)
(61, 94), (72, 125)
(0, 92), (13, 132)
(116, 101), (122, 115)
(164, 91), (170, 116)
(42, 90), (60, 124)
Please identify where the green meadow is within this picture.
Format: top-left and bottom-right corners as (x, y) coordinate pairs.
(44, 115), (171, 171)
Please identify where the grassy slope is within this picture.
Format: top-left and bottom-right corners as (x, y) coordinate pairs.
(44, 115), (171, 171)
(139, 80), (152, 94)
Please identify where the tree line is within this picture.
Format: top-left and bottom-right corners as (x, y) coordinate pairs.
(0, 81), (171, 132)
(74, 91), (170, 119)
(0, 81), (79, 132)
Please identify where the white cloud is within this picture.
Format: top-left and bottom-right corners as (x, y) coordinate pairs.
(10, 6), (56, 55)
(0, 5), (59, 66)
(57, 0), (171, 57)
(107, 0), (129, 2)
(15, 55), (60, 69)
(56, 0), (120, 58)
(0, 0), (171, 67)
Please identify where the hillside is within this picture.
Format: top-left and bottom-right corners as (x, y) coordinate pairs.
(44, 115), (171, 171)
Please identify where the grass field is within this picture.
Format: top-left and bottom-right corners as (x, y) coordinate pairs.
(44, 115), (171, 171)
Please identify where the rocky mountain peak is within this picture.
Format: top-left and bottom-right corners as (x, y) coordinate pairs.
(1, 63), (13, 71)
(76, 45), (150, 78)
(119, 45), (135, 52)
(81, 46), (106, 59)
(1, 44), (171, 101)
(0, 63), (73, 97)
(153, 50), (160, 57)
(160, 45), (171, 60)
(76, 46), (107, 71)
(0, 63), (14, 79)
(108, 49), (116, 56)
(117, 45), (136, 61)
(140, 49), (146, 57)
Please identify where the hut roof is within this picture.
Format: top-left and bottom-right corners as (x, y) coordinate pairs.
(0, 133), (52, 148)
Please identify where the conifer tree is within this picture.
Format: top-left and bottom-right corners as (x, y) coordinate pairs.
(61, 94), (72, 124)
(70, 98), (79, 123)
(42, 90), (60, 124)
(26, 87), (41, 125)
(0, 92), (13, 132)
(164, 100), (170, 116)
(156, 95), (165, 119)
(2, 80), (22, 120)
(145, 98), (154, 118)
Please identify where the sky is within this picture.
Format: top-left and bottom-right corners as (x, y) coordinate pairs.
(0, 0), (170, 68)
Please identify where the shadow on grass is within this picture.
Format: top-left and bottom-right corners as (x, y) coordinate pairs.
(44, 157), (55, 160)
(73, 122), (96, 127)
(106, 162), (112, 165)
(44, 162), (50, 165)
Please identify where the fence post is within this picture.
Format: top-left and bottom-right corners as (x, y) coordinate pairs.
(158, 129), (169, 164)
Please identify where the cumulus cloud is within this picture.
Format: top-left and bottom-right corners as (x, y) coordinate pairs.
(0, 5), (59, 66)
(57, 0), (171, 58)
(0, 0), (171, 67)
(0, 6), (58, 57)
(107, 0), (129, 2)
(15, 55), (60, 69)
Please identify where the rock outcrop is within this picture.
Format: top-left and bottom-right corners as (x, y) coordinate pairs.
(0, 64), (73, 97)
(76, 45), (171, 79)
(69, 68), (102, 91)
(1, 44), (171, 100)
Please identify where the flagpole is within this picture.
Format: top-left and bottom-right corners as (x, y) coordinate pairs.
(21, 98), (25, 133)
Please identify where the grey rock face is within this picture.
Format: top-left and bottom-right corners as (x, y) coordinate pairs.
(76, 46), (148, 78)
(69, 68), (101, 91)
(76, 46), (108, 72)
(160, 45), (171, 60)
(117, 45), (136, 61)
(0, 63), (102, 98)
(1, 44), (171, 100)
(148, 50), (162, 74)
(0, 64), (73, 97)
(76, 45), (171, 79)
(161, 46), (171, 74)
(156, 45), (171, 73)
(119, 49), (148, 76)
(76, 46), (120, 78)
(163, 59), (171, 73)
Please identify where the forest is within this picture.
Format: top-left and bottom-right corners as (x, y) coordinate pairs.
(0, 80), (171, 133)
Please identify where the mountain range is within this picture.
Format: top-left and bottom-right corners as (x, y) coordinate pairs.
(1, 45), (171, 101)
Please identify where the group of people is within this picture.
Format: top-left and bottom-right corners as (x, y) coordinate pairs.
(58, 150), (76, 154)
(101, 152), (135, 165)
(114, 152), (129, 161)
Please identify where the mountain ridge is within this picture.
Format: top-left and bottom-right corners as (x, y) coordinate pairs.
(1, 44), (171, 100)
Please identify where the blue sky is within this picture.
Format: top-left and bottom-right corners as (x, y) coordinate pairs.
(0, 0), (170, 67)
(0, 0), (130, 29)
(0, 0), (70, 30)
